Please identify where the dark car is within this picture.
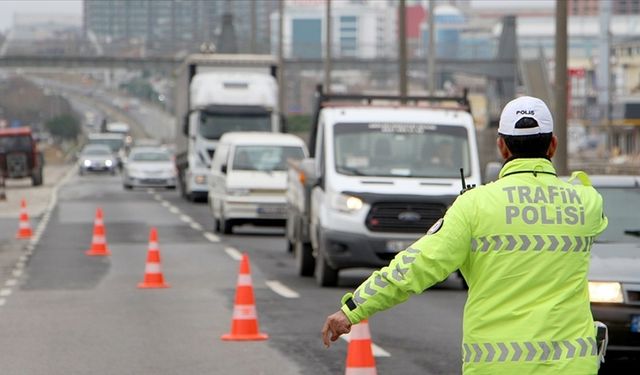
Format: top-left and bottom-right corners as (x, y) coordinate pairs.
(0, 127), (44, 186)
(588, 175), (640, 360)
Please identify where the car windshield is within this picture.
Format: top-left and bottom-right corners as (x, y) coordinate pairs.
(0, 135), (32, 152)
(199, 112), (271, 140)
(83, 147), (111, 156)
(232, 145), (305, 171)
(130, 151), (171, 162)
(333, 122), (471, 178)
(89, 138), (124, 152)
(596, 187), (640, 243)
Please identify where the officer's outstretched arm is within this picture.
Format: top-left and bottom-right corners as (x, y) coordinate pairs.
(340, 193), (474, 324)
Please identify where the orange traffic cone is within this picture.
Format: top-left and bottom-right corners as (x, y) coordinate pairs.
(138, 227), (169, 289)
(85, 207), (111, 256)
(345, 320), (377, 375)
(16, 199), (33, 239)
(221, 253), (268, 341)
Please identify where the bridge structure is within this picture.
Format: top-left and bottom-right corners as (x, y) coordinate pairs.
(0, 16), (518, 119)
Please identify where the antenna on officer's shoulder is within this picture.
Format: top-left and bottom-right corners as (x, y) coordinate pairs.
(459, 168), (476, 195)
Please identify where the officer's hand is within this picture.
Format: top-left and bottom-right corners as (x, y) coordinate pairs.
(321, 310), (352, 348)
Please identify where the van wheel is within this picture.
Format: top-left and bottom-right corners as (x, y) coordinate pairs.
(295, 241), (315, 277)
(219, 212), (233, 234)
(315, 243), (338, 287)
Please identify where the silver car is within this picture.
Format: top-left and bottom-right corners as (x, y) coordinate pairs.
(78, 144), (117, 175)
(587, 175), (640, 362)
(122, 147), (176, 189)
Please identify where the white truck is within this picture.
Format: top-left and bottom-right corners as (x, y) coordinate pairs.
(174, 54), (282, 201)
(286, 86), (482, 287)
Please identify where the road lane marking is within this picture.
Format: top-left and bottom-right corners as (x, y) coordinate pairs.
(265, 280), (300, 298)
(154, 195), (162, 201)
(169, 206), (181, 214)
(5, 279), (17, 287)
(0, 298), (5, 306)
(204, 232), (220, 242)
(190, 222), (203, 231)
(340, 335), (391, 357)
(224, 246), (243, 261)
(12, 269), (23, 277)
(161, 201), (170, 208)
(179, 214), (191, 223)
(0, 289), (12, 297)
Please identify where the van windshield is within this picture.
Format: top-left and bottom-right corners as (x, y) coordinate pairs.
(232, 145), (305, 171)
(333, 123), (470, 178)
(0, 135), (32, 152)
(199, 112), (271, 140)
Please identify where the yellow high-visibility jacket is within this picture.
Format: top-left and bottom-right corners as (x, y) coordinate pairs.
(340, 158), (608, 375)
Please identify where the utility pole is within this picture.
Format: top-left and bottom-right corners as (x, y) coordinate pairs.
(324, 0), (332, 94)
(278, 0), (285, 120)
(554, 0), (568, 175)
(398, 0), (407, 98)
(250, 0), (257, 53)
(428, 0), (436, 95)
(597, 0), (611, 148)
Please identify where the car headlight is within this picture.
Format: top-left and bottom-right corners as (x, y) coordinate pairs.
(330, 192), (364, 213)
(227, 188), (250, 196)
(589, 281), (624, 303)
(83, 160), (91, 167)
(105, 160), (113, 167)
(194, 174), (207, 184)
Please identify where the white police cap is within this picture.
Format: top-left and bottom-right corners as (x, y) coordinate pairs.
(498, 96), (554, 136)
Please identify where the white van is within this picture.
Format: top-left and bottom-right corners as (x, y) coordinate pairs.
(208, 132), (308, 234)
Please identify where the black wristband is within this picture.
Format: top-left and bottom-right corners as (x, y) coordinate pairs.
(345, 297), (357, 311)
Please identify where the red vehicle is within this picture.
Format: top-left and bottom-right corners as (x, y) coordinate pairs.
(0, 127), (43, 186)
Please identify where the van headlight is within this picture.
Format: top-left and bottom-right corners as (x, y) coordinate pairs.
(194, 174), (207, 184)
(330, 192), (363, 213)
(83, 159), (91, 167)
(105, 160), (113, 167)
(589, 281), (624, 303)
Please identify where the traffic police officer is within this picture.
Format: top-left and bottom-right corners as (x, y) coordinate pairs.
(321, 96), (608, 374)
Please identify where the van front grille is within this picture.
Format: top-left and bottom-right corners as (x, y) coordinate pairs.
(366, 202), (446, 233)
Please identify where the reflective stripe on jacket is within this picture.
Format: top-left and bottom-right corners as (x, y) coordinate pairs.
(340, 158), (608, 375)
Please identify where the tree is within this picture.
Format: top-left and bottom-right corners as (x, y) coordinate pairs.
(45, 114), (80, 141)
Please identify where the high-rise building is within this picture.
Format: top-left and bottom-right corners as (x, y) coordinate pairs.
(567, 0), (640, 15)
(83, 0), (277, 55)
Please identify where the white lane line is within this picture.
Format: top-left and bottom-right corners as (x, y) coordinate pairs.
(340, 335), (391, 357)
(12, 269), (23, 277)
(5, 279), (17, 287)
(224, 246), (243, 261)
(0, 289), (12, 297)
(190, 222), (203, 231)
(0, 298), (5, 306)
(204, 232), (220, 243)
(265, 280), (300, 298)
(15, 262), (25, 269)
(161, 201), (170, 208)
(169, 206), (180, 214)
(154, 195), (162, 201)
(19, 255), (28, 262)
(179, 214), (191, 223)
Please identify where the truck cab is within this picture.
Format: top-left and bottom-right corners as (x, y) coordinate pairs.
(287, 88), (481, 286)
(174, 54), (281, 202)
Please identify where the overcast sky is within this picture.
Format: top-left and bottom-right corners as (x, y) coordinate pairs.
(0, 0), (82, 32)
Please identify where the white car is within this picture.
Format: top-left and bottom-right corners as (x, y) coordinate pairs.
(123, 147), (177, 189)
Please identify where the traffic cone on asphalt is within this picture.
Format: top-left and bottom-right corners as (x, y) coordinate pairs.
(85, 207), (111, 256)
(221, 253), (268, 341)
(138, 227), (169, 289)
(16, 199), (33, 239)
(345, 320), (377, 375)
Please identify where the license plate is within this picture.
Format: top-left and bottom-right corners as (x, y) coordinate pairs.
(631, 315), (640, 333)
(257, 206), (283, 215)
(385, 240), (412, 252)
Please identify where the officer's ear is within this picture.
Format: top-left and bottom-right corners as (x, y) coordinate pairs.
(497, 136), (511, 160)
(546, 135), (558, 159)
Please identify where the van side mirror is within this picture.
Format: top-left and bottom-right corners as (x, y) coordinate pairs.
(221, 164), (227, 174)
(182, 115), (189, 136)
(299, 158), (317, 186)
